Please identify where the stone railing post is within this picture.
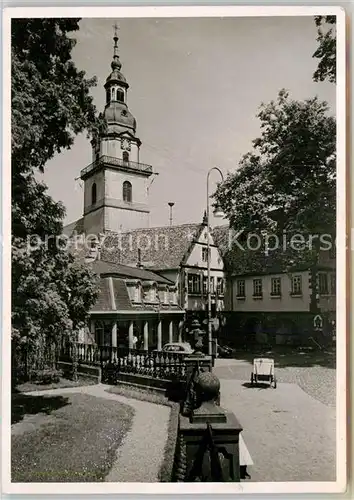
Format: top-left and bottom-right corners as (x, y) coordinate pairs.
(177, 371), (243, 482)
(182, 353), (212, 416)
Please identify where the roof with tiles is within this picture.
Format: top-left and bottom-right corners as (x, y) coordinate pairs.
(111, 277), (132, 310)
(99, 223), (204, 270)
(62, 217), (84, 238)
(63, 219), (226, 272)
(92, 277), (112, 311)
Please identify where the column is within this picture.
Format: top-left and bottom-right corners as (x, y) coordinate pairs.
(143, 321), (149, 351)
(169, 320), (173, 344)
(89, 319), (95, 344)
(111, 322), (117, 348)
(128, 321), (134, 350)
(178, 320), (183, 343)
(157, 320), (162, 351)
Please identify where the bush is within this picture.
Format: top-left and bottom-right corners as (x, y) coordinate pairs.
(32, 369), (62, 385)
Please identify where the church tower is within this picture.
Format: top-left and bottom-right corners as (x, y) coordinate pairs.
(81, 26), (153, 235)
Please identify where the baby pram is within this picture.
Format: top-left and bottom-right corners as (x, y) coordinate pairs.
(250, 357), (277, 388)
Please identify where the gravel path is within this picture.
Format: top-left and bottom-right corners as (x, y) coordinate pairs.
(23, 384), (170, 482)
(101, 388), (170, 482)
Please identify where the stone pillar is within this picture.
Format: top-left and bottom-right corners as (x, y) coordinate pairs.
(157, 320), (162, 351)
(178, 320), (183, 343)
(89, 319), (95, 344)
(143, 321), (149, 351)
(128, 321), (134, 350)
(177, 372), (243, 482)
(169, 320), (173, 344)
(111, 322), (117, 348)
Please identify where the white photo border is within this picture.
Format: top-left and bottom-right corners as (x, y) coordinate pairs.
(1, 4), (347, 496)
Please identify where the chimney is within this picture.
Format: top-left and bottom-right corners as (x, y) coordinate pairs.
(137, 248), (143, 268)
(168, 202), (175, 226)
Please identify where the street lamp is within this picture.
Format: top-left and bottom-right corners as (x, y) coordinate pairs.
(206, 167), (224, 357)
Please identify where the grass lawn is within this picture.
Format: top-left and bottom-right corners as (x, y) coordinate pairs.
(12, 393), (134, 482)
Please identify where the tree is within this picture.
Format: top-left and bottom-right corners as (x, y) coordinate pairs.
(11, 19), (101, 380)
(11, 175), (100, 380)
(313, 15), (336, 83)
(59, 259), (100, 382)
(11, 18), (103, 174)
(214, 90), (336, 274)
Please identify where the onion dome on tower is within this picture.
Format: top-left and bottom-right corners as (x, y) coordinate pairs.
(103, 24), (137, 135)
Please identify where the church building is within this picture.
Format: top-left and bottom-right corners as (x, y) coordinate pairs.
(65, 28), (225, 349)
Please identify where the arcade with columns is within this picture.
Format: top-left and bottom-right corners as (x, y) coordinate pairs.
(87, 314), (184, 350)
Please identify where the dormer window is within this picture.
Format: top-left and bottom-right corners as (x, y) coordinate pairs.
(158, 286), (169, 304)
(123, 180), (132, 202)
(91, 182), (97, 205)
(149, 286), (157, 302)
(141, 281), (158, 303)
(169, 287), (177, 304)
(134, 284), (141, 302)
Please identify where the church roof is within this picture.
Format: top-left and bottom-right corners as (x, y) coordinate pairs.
(100, 223), (204, 271)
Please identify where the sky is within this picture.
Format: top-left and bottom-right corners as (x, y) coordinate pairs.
(42, 16), (336, 229)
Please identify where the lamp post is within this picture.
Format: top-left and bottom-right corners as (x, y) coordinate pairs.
(206, 167), (224, 357)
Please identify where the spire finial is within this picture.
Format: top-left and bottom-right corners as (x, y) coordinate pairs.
(111, 22), (121, 71)
(113, 22), (119, 41)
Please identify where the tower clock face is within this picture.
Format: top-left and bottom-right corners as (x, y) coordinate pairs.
(121, 138), (131, 151)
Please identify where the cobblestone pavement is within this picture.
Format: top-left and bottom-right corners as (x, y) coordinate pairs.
(214, 359), (336, 407)
(220, 379), (336, 482)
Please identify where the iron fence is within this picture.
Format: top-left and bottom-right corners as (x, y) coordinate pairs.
(60, 343), (187, 382)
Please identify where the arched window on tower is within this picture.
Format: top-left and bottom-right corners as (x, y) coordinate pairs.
(106, 88), (110, 105)
(122, 151), (129, 163)
(123, 181), (132, 203)
(91, 182), (97, 205)
(111, 87), (116, 101)
(117, 89), (125, 103)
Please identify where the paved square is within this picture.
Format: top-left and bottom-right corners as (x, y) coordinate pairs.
(216, 361), (336, 482)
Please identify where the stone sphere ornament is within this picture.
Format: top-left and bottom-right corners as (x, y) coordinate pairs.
(195, 371), (220, 403)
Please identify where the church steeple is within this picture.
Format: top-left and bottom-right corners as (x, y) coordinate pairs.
(81, 25), (154, 235)
(102, 25), (137, 138)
